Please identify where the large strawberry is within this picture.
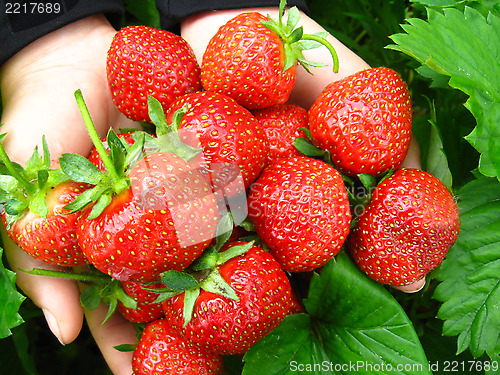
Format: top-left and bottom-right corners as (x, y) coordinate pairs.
(308, 66), (413, 176)
(165, 91), (269, 193)
(201, 0), (339, 109)
(0, 133), (88, 266)
(252, 103), (308, 164)
(106, 25), (201, 122)
(62, 90), (219, 282)
(132, 318), (224, 375)
(349, 168), (460, 287)
(161, 241), (292, 355)
(247, 156), (351, 272)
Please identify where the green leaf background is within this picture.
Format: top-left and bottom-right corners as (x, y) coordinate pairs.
(1, 0), (500, 373)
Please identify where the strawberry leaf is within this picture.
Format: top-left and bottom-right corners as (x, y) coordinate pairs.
(161, 270), (199, 291)
(243, 252), (430, 374)
(59, 153), (103, 185)
(0, 248), (25, 338)
(388, 7), (500, 181)
(433, 176), (500, 358)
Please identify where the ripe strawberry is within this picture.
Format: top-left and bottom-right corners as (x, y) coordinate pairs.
(247, 156), (351, 272)
(165, 91), (269, 192)
(106, 25), (201, 122)
(252, 103), (308, 164)
(201, 0), (339, 109)
(1, 180), (89, 266)
(62, 91), (219, 282)
(0, 134), (88, 266)
(349, 168), (460, 287)
(308, 67), (413, 176)
(162, 241), (292, 355)
(132, 318), (224, 375)
(88, 132), (136, 171)
(117, 280), (164, 323)
(77, 151), (219, 282)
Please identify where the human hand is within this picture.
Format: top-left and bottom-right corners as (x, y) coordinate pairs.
(0, 14), (138, 375)
(181, 6), (424, 293)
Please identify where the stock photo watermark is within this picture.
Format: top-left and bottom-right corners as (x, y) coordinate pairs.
(288, 359), (499, 373)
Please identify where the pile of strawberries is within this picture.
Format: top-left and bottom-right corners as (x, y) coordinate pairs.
(0, 1), (460, 373)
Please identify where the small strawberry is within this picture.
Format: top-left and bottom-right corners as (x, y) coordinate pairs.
(308, 66), (413, 176)
(106, 25), (201, 122)
(132, 318), (224, 375)
(0, 133), (88, 266)
(62, 90), (219, 282)
(117, 280), (165, 323)
(161, 241), (292, 355)
(165, 91), (269, 192)
(252, 103), (308, 164)
(349, 168), (460, 287)
(201, 0), (339, 109)
(247, 156), (351, 272)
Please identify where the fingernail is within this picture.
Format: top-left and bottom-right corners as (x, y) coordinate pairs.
(42, 308), (65, 345)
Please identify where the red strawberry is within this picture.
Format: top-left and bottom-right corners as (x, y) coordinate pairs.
(132, 318), (224, 375)
(247, 156), (351, 272)
(106, 25), (201, 122)
(0, 133), (88, 266)
(308, 67), (413, 176)
(349, 168), (460, 287)
(63, 91), (219, 282)
(162, 241), (292, 355)
(117, 280), (164, 323)
(88, 132), (136, 171)
(252, 103), (308, 164)
(77, 152), (219, 282)
(201, 2), (338, 109)
(166, 91), (269, 193)
(1, 180), (89, 266)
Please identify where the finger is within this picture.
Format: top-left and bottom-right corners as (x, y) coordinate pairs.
(83, 300), (137, 375)
(2, 227), (84, 344)
(400, 135), (422, 170)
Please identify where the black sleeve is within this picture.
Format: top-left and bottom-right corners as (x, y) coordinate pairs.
(157, 0), (310, 32)
(0, 0), (124, 66)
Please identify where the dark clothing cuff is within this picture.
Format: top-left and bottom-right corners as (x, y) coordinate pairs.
(0, 0), (124, 66)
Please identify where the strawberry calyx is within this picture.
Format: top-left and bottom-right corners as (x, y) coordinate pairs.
(261, 0), (339, 73)
(0, 131), (69, 228)
(60, 90), (146, 219)
(143, 95), (200, 161)
(146, 214), (252, 326)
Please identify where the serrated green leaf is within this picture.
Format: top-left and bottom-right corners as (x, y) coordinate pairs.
(286, 6), (301, 32)
(388, 7), (500, 181)
(59, 153), (103, 185)
(107, 130), (126, 175)
(0, 248), (25, 338)
(23, 146), (43, 178)
(80, 286), (102, 311)
(200, 268), (238, 301)
(243, 252), (430, 374)
(37, 169), (49, 190)
(147, 95), (168, 132)
(161, 270), (199, 291)
(293, 137), (328, 157)
(434, 176), (500, 358)
(87, 192), (112, 220)
(0, 175), (20, 192)
(243, 314), (330, 375)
